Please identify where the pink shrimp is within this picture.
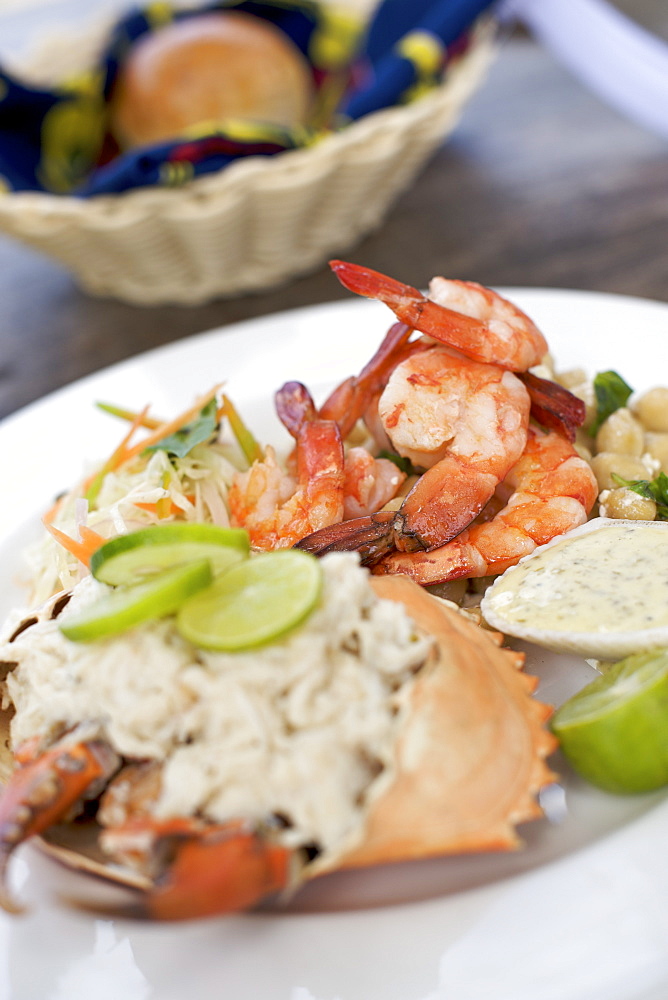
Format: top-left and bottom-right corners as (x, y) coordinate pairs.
(293, 262), (591, 569)
(342, 447), (406, 519)
(298, 344), (531, 557)
(375, 426), (598, 584)
(280, 380), (406, 519)
(380, 344), (531, 550)
(329, 261), (548, 372)
(228, 383), (345, 550)
(318, 321), (415, 440)
(328, 262), (584, 442)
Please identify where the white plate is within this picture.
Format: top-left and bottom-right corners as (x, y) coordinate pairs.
(0, 289), (667, 1000)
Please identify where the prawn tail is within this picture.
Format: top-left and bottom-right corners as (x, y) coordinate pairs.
(520, 371), (586, 442)
(329, 261), (484, 358)
(392, 456), (507, 554)
(329, 260), (422, 312)
(294, 511), (395, 565)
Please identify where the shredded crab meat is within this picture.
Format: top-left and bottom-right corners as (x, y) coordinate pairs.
(0, 554), (432, 853)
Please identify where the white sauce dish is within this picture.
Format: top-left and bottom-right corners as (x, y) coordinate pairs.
(481, 517), (668, 660)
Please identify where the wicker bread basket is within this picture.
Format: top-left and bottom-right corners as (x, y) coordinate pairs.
(0, 13), (496, 305)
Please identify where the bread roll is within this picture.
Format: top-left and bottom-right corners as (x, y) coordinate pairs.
(109, 11), (314, 149)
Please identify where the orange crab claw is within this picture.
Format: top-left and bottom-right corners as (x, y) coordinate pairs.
(99, 817), (294, 920)
(0, 730), (120, 913)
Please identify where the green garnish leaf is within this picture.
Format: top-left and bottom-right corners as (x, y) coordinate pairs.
(591, 370), (633, 434)
(144, 399), (218, 459)
(377, 450), (419, 476)
(612, 471), (668, 520)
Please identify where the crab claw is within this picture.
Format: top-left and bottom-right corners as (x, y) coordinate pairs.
(0, 726), (120, 913)
(98, 817), (294, 921)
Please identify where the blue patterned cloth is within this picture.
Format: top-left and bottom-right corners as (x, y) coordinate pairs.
(0, 0), (496, 197)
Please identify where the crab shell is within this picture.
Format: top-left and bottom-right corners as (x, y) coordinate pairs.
(0, 576), (557, 911)
(312, 576), (558, 876)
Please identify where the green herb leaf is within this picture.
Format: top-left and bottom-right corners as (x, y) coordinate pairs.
(591, 370), (633, 434)
(377, 450), (419, 476)
(612, 471), (668, 520)
(144, 399), (218, 459)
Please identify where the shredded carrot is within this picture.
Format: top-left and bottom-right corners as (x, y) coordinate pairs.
(84, 405), (152, 505)
(44, 385), (222, 521)
(44, 521), (106, 568)
(43, 494), (65, 526)
(79, 524), (106, 549)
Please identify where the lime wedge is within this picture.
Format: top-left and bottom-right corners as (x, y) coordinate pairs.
(176, 550), (322, 651)
(90, 523), (249, 585)
(60, 560), (213, 642)
(551, 649), (668, 794)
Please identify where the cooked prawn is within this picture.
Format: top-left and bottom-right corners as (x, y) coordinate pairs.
(318, 321), (414, 440)
(298, 344), (532, 557)
(229, 383), (345, 550)
(280, 380), (406, 518)
(295, 263), (589, 567)
(376, 426), (598, 583)
(330, 261), (548, 372)
(379, 344), (532, 550)
(343, 447), (406, 519)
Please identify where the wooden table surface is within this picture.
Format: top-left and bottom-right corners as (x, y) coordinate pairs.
(0, 0), (666, 421)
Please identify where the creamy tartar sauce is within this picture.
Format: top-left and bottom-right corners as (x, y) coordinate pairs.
(483, 520), (668, 634)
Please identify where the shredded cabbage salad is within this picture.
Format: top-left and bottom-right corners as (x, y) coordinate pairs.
(25, 390), (251, 605)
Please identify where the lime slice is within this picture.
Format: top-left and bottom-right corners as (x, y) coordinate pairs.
(60, 560), (213, 642)
(551, 649), (668, 794)
(91, 523), (249, 585)
(177, 550), (322, 651)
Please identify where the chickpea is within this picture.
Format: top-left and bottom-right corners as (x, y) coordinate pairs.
(599, 487), (656, 520)
(589, 452), (652, 491)
(530, 363), (554, 382)
(573, 432), (593, 463)
(644, 432), (668, 474)
(380, 496), (403, 512)
(426, 579), (467, 605)
(555, 367), (588, 391)
(632, 387), (668, 432)
(380, 474), (419, 511)
(595, 407), (645, 457)
(346, 421), (370, 447)
(555, 369), (596, 429)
